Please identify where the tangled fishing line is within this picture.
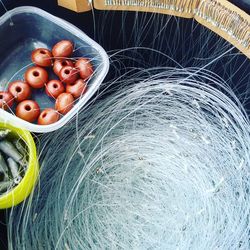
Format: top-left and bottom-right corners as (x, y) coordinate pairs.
(7, 68), (250, 249)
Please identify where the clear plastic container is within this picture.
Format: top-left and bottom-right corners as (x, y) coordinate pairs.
(0, 6), (109, 133)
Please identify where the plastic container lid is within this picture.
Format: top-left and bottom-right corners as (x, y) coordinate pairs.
(0, 6), (109, 133)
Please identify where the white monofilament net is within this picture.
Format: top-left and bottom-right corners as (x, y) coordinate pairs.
(8, 68), (250, 250)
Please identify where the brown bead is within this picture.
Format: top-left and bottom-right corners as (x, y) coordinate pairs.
(52, 40), (73, 58)
(53, 59), (74, 76)
(31, 48), (53, 67)
(8, 81), (31, 102)
(25, 66), (48, 89)
(38, 108), (60, 125)
(55, 93), (74, 115)
(59, 66), (79, 85)
(66, 79), (87, 99)
(45, 80), (65, 99)
(16, 100), (40, 122)
(0, 92), (14, 110)
(75, 58), (93, 80)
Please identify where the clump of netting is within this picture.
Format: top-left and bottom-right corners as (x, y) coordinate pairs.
(8, 68), (250, 250)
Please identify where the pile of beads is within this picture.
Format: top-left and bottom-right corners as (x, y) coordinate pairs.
(0, 40), (93, 125)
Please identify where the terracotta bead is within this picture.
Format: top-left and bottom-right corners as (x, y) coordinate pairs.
(66, 79), (87, 99)
(0, 92), (14, 110)
(38, 108), (60, 125)
(53, 59), (74, 76)
(59, 66), (79, 85)
(25, 66), (48, 89)
(75, 58), (93, 80)
(55, 93), (74, 115)
(16, 100), (40, 122)
(45, 80), (65, 99)
(52, 40), (73, 58)
(8, 81), (31, 102)
(31, 48), (53, 67)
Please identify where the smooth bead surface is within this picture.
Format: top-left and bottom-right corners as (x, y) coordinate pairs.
(75, 58), (93, 80)
(66, 79), (87, 99)
(8, 81), (31, 102)
(0, 92), (14, 110)
(38, 108), (60, 125)
(53, 59), (74, 76)
(45, 80), (65, 99)
(59, 66), (79, 85)
(31, 48), (53, 67)
(52, 40), (73, 58)
(55, 93), (74, 115)
(25, 66), (48, 89)
(16, 100), (40, 122)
